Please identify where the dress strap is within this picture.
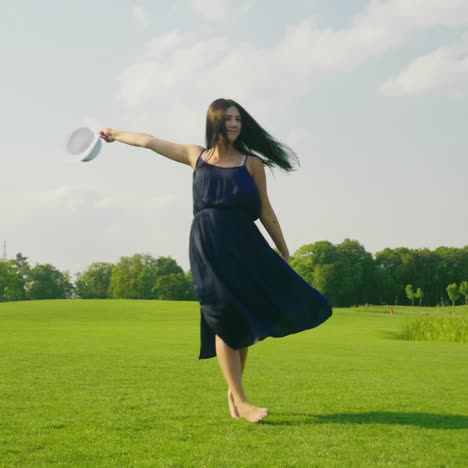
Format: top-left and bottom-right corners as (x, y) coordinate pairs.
(242, 154), (247, 166)
(193, 148), (206, 174)
(199, 149), (207, 164)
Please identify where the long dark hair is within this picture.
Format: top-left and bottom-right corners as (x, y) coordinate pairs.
(205, 98), (299, 172)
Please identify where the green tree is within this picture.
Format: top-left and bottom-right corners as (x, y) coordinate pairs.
(414, 287), (424, 306)
(291, 241), (338, 304)
(291, 239), (376, 307)
(435, 246), (467, 305)
(153, 272), (194, 300)
(0, 260), (21, 301)
(0, 253), (31, 302)
(155, 257), (184, 276)
(12, 253), (30, 300)
(405, 284), (416, 306)
(446, 283), (461, 306)
(152, 258), (196, 300)
(410, 249), (439, 306)
(75, 262), (113, 298)
(26, 264), (74, 300)
(0, 261), (9, 301)
(109, 254), (158, 299)
(290, 242), (333, 286)
(185, 270), (197, 301)
(375, 248), (409, 305)
(335, 239), (375, 306)
(460, 281), (468, 305)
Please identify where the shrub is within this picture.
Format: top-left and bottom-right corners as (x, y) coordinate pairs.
(400, 314), (467, 343)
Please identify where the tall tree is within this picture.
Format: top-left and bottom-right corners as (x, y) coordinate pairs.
(13, 253), (30, 300)
(415, 287), (424, 306)
(0, 253), (31, 302)
(335, 239), (376, 306)
(153, 273), (194, 300)
(184, 270), (197, 301)
(459, 281), (468, 305)
(0, 260), (21, 301)
(155, 257), (184, 276)
(75, 262), (113, 299)
(435, 247), (466, 304)
(405, 284), (416, 306)
(291, 241), (338, 304)
(109, 254), (159, 299)
(291, 239), (376, 307)
(26, 264), (74, 300)
(375, 248), (408, 305)
(290, 242), (333, 286)
(446, 283), (461, 306)
(411, 249), (438, 306)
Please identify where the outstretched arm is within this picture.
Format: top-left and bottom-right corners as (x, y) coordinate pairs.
(99, 128), (203, 168)
(248, 156), (290, 262)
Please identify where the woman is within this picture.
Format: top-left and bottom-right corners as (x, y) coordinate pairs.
(100, 98), (332, 423)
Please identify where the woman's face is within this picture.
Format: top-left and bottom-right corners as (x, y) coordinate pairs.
(224, 106), (242, 143)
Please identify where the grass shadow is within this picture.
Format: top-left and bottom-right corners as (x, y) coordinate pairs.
(263, 411), (468, 429)
(378, 330), (402, 341)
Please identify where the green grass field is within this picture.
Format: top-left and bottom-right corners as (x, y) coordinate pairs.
(1, 300), (467, 467)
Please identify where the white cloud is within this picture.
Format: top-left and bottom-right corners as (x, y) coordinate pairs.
(191, 0), (231, 22)
(1, 185), (180, 271)
(380, 34), (468, 99)
(356, 0), (468, 28)
(145, 31), (191, 59)
(3, 185), (176, 229)
(132, 5), (148, 28)
(379, 0), (468, 28)
(117, 0), (468, 131)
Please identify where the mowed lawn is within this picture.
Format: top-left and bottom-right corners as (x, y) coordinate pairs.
(1, 300), (467, 467)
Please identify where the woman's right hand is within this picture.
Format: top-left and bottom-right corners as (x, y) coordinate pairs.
(99, 128), (115, 143)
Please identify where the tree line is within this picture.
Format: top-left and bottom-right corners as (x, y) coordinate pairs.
(0, 253), (196, 302)
(289, 240), (468, 307)
(0, 239), (467, 306)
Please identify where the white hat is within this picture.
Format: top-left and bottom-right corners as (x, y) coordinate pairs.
(66, 127), (102, 162)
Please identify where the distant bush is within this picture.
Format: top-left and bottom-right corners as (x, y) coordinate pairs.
(401, 314), (467, 343)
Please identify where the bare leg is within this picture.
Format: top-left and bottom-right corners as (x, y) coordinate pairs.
(216, 335), (268, 423)
(228, 347), (249, 418)
(239, 347), (248, 374)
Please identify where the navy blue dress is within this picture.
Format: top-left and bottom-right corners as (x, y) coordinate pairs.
(189, 149), (332, 359)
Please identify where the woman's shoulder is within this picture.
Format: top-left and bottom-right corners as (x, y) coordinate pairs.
(246, 154), (265, 166)
(189, 146), (206, 169)
(245, 154), (266, 181)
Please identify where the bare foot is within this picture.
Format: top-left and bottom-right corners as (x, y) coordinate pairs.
(236, 401), (269, 423)
(227, 389), (240, 419)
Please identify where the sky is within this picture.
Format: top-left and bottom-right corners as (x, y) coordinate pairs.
(1, 0), (468, 276)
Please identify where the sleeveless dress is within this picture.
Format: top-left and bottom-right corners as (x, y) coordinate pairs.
(189, 149), (333, 359)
